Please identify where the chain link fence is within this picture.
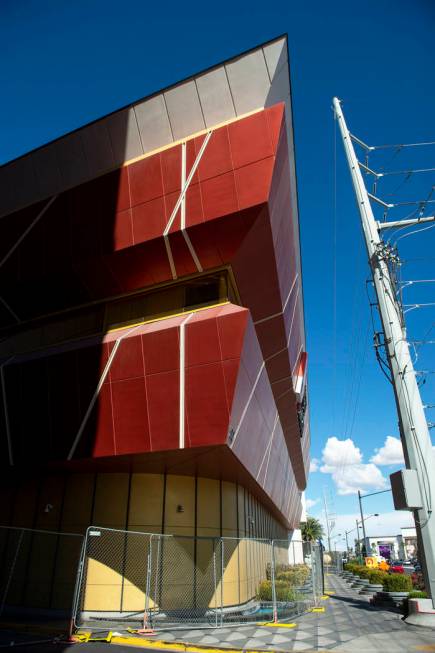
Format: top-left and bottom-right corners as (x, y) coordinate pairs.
(0, 525), (83, 620)
(73, 527), (323, 631)
(324, 551), (345, 575)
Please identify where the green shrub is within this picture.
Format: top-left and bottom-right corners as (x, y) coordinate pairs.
(267, 563), (290, 580)
(367, 570), (387, 585)
(257, 580), (301, 602)
(276, 566), (310, 586)
(344, 562), (359, 572)
(382, 574), (412, 592)
(356, 568), (371, 579)
(348, 565), (366, 577)
(411, 571), (425, 590)
(408, 590), (427, 599)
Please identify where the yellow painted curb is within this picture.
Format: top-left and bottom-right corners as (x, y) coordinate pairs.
(309, 607), (325, 613)
(256, 622), (297, 628)
(321, 595), (330, 600)
(109, 636), (276, 652)
(324, 591), (335, 595)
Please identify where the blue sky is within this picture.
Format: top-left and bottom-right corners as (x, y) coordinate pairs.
(1, 0), (434, 547)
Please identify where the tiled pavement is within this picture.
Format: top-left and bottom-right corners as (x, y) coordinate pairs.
(154, 574), (435, 651)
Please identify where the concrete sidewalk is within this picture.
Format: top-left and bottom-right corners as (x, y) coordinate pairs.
(4, 574), (435, 651)
(151, 573), (435, 651)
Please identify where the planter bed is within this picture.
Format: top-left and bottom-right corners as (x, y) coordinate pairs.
(359, 583), (383, 596)
(371, 591), (409, 609)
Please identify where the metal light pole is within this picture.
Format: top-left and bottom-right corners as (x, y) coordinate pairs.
(358, 490), (367, 554)
(359, 489), (389, 556)
(334, 97), (435, 608)
(356, 519), (360, 555)
(345, 530), (350, 555)
(323, 493), (332, 554)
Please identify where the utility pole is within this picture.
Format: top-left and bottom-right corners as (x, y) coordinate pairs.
(355, 519), (360, 555)
(323, 492), (332, 554)
(358, 490), (367, 555)
(334, 97), (435, 609)
(344, 530), (350, 555)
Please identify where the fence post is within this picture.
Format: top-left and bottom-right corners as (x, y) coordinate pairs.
(220, 538), (224, 627)
(213, 539), (218, 628)
(69, 529), (88, 633)
(270, 540), (277, 623)
(144, 534), (153, 629)
(154, 534), (161, 611)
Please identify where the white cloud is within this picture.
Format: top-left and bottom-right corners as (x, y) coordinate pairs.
(320, 437), (362, 474)
(309, 458), (320, 473)
(306, 498), (320, 509)
(318, 436), (387, 496)
(371, 436), (404, 466)
(332, 463), (387, 496)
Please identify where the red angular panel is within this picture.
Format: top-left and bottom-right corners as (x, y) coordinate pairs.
(234, 157), (275, 210)
(113, 208), (133, 251)
(186, 316), (221, 367)
(196, 127), (233, 182)
(129, 154), (163, 206)
(186, 139), (201, 185)
(115, 166), (131, 212)
(142, 326), (179, 375)
(201, 171), (238, 221)
(146, 369), (179, 451)
(112, 377), (150, 455)
(186, 361), (229, 446)
(92, 382), (115, 458)
(216, 310), (248, 360)
(161, 145), (182, 195)
(185, 183), (204, 227)
(109, 335), (144, 382)
(184, 223), (224, 269)
(132, 196), (166, 244)
(228, 110), (273, 169)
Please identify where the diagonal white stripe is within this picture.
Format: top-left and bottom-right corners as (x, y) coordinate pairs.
(67, 323), (144, 460)
(230, 361), (265, 448)
(162, 132), (212, 278)
(1, 356), (15, 466)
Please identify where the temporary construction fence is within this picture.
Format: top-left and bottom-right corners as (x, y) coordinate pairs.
(73, 527), (323, 631)
(324, 551), (345, 575)
(0, 525), (83, 619)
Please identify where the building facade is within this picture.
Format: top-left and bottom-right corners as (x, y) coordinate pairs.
(0, 36), (309, 614)
(362, 527), (418, 561)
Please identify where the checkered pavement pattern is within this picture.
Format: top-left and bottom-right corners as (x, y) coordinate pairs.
(156, 574), (435, 651)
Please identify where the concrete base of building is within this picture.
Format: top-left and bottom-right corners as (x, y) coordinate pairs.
(405, 598), (435, 628)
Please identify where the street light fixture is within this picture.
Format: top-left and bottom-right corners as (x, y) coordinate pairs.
(356, 513), (379, 554)
(358, 488), (390, 553)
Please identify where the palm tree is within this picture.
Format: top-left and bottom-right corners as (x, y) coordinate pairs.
(301, 516), (324, 542)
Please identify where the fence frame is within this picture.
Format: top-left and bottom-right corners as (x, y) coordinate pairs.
(72, 526), (322, 631)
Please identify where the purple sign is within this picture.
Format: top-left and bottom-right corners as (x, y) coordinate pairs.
(379, 544), (391, 560)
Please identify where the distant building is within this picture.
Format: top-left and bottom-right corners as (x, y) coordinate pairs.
(362, 526), (417, 560)
(398, 527), (418, 559)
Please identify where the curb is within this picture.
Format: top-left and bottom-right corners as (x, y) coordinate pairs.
(74, 628), (299, 652)
(98, 635), (290, 653)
